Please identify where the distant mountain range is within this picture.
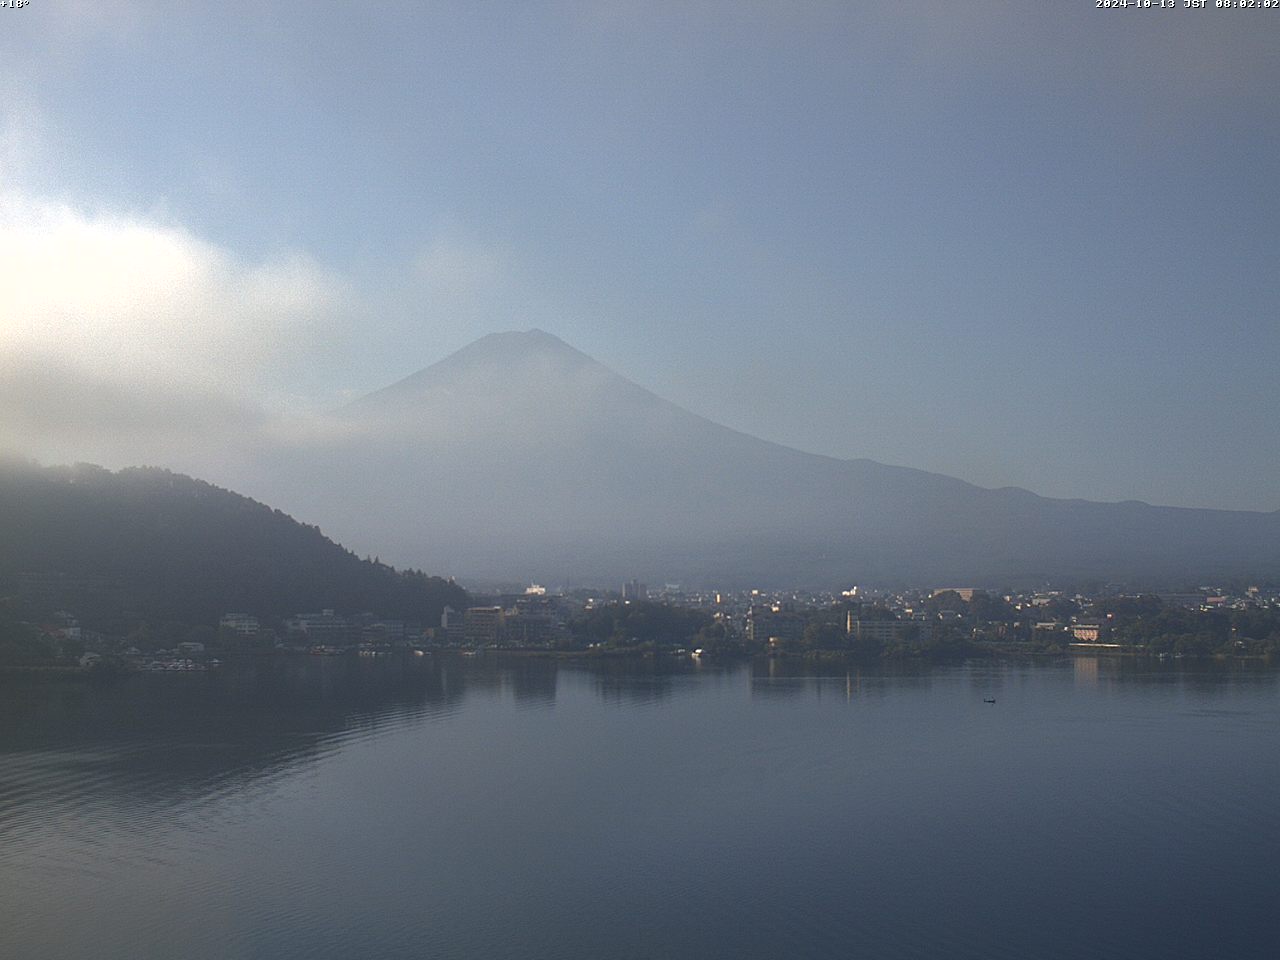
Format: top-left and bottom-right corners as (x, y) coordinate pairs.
(235, 329), (1280, 588)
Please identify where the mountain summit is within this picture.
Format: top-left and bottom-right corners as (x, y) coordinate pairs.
(338, 328), (684, 442)
(251, 331), (1280, 587)
(342, 329), (600, 415)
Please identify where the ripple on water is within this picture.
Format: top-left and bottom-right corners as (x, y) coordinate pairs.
(3, 659), (1280, 960)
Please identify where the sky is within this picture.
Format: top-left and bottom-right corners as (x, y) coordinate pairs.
(1, 1), (1277, 511)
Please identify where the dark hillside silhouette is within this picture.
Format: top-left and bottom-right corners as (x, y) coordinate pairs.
(0, 460), (467, 629)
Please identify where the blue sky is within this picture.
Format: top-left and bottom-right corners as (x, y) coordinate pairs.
(1, 2), (1277, 510)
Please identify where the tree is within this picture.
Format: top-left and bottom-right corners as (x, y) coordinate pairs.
(803, 621), (848, 650)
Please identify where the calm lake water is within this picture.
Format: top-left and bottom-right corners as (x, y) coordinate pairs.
(2, 654), (1278, 960)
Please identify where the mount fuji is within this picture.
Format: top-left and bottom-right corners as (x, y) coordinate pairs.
(242, 329), (1280, 588)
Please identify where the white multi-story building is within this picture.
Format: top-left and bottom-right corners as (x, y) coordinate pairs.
(219, 613), (260, 638)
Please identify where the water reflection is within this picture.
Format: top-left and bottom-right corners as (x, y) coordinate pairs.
(1066, 652), (1280, 696)
(1074, 653), (1100, 688)
(748, 655), (941, 700)
(507, 662), (558, 707)
(3, 654), (1280, 960)
(3, 653), (1277, 826)
(0, 656), (459, 831)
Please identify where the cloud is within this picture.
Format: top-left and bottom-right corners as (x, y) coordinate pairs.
(0, 192), (350, 392)
(0, 188), (547, 475)
(0, 351), (265, 463)
(0, 191), (355, 467)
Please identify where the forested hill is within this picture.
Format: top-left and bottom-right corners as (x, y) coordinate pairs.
(0, 461), (468, 632)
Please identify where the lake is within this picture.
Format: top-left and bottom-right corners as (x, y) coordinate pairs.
(2, 654), (1278, 959)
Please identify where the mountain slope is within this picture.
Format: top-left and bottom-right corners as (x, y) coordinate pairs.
(247, 330), (1280, 587)
(0, 460), (468, 629)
